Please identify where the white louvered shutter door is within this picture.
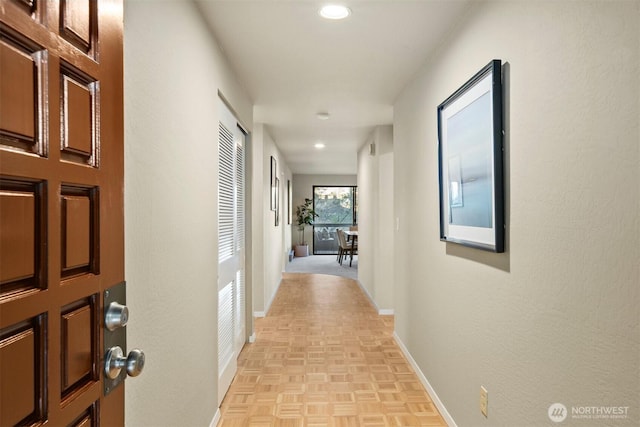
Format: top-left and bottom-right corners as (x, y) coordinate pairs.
(217, 100), (246, 405)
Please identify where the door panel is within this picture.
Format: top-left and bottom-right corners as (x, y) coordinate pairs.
(0, 184), (38, 286)
(60, 0), (96, 55)
(0, 320), (41, 427)
(60, 297), (96, 395)
(60, 62), (98, 167)
(1, 0), (125, 425)
(0, 42), (37, 142)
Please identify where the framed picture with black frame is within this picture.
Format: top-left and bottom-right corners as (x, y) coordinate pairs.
(275, 177), (280, 226)
(287, 179), (292, 225)
(437, 59), (505, 253)
(270, 156), (277, 211)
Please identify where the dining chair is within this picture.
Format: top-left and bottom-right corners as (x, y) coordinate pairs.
(336, 229), (357, 266)
(336, 229), (345, 263)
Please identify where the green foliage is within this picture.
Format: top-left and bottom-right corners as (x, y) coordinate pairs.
(314, 196), (352, 224)
(313, 187), (355, 227)
(295, 198), (318, 244)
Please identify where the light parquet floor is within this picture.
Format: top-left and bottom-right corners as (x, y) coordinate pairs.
(219, 273), (448, 427)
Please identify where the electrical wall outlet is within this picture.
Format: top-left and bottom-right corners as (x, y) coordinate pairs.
(480, 386), (488, 417)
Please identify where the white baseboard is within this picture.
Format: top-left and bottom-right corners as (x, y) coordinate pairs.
(249, 332), (256, 343)
(254, 278), (283, 319)
(356, 280), (395, 316)
(264, 280), (278, 315)
(356, 280), (378, 311)
(209, 408), (221, 427)
(393, 332), (457, 427)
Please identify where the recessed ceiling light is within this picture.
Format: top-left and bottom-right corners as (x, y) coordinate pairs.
(315, 143), (326, 149)
(319, 5), (351, 20)
(316, 112), (330, 120)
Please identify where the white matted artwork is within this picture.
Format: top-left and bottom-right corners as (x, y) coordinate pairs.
(437, 59), (505, 252)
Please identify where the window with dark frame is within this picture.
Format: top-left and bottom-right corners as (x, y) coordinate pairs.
(312, 186), (357, 255)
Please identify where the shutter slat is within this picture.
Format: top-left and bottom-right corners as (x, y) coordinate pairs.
(218, 281), (234, 370)
(218, 122), (235, 263)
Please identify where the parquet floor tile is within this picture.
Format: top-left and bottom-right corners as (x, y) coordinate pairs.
(219, 273), (448, 427)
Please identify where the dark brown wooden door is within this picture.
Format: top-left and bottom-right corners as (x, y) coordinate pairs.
(0, 0), (125, 425)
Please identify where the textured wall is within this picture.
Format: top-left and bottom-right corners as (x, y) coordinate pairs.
(250, 124), (265, 319)
(257, 126), (292, 315)
(357, 126), (395, 312)
(357, 137), (376, 301)
(124, 1), (252, 425)
(394, 1), (639, 426)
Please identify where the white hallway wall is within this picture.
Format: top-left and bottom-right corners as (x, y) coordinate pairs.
(394, 1), (639, 426)
(253, 124), (292, 317)
(357, 126), (394, 313)
(124, 1), (252, 425)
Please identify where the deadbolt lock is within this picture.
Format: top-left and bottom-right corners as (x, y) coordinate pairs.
(105, 302), (129, 331)
(104, 282), (145, 396)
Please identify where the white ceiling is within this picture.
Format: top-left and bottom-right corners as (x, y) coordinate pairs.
(197, 0), (472, 174)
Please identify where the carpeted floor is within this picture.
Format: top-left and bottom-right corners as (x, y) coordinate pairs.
(285, 254), (358, 281)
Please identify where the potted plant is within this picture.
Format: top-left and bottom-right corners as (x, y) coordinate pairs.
(294, 198), (318, 257)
